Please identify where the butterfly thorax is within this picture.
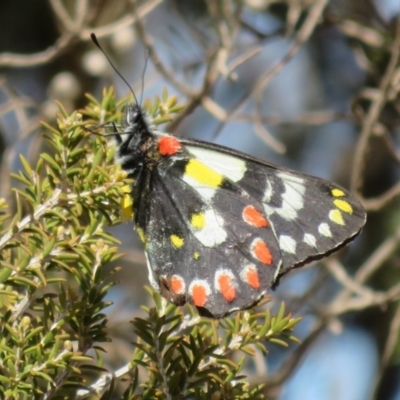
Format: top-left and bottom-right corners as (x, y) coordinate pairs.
(114, 104), (162, 174)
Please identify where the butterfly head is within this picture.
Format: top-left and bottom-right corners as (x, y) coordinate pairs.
(123, 103), (151, 132)
(111, 102), (155, 170)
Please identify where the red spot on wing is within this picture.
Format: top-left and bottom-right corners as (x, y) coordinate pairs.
(158, 136), (181, 156)
(245, 266), (260, 289)
(170, 275), (184, 294)
(252, 239), (273, 265)
(191, 284), (208, 307)
(243, 205), (269, 228)
(217, 273), (236, 302)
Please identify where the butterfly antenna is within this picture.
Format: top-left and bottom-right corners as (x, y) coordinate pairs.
(139, 49), (150, 106)
(90, 33), (139, 106)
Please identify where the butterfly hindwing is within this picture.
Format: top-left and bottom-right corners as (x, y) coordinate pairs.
(182, 139), (366, 277)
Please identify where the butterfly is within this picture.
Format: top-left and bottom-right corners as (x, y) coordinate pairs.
(91, 34), (366, 318)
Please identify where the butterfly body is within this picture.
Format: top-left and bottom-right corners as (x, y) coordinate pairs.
(113, 103), (366, 318)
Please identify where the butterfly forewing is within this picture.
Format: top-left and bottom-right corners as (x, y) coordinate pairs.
(132, 141), (282, 317)
(113, 104), (366, 318)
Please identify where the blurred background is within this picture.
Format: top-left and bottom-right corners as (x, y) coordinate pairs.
(1, 0), (400, 398)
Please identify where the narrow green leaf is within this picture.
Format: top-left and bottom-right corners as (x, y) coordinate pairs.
(41, 153), (61, 174)
(19, 154), (33, 176)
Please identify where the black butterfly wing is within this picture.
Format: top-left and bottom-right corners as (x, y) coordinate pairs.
(136, 136), (365, 318)
(183, 139), (366, 279)
(143, 160), (282, 318)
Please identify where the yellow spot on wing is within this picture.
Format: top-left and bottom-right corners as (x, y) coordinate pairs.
(171, 234), (184, 248)
(193, 251), (200, 260)
(332, 188), (345, 197)
(191, 212), (205, 230)
(334, 199), (353, 214)
(136, 227), (146, 243)
(330, 209), (344, 225)
(185, 159), (223, 187)
(121, 185), (134, 220)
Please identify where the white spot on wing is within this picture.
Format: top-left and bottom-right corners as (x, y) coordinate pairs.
(303, 233), (317, 247)
(263, 172), (305, 221)
(145, 252), (160, 291)
(263, 177), (273, 202)
(182, 175), (217, 201)
(187, 146), (246, 182)
(277, 171), (305, 186)
(279, 235), (297, 254)
(193, 209), (227, 246)
(318, 223), (332, 237)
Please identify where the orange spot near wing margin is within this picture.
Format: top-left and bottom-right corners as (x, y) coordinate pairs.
(243, 205), (269, 228)
(170, 275), (184, 294)
(252, 239), (273, 265)
(191, 283), (208, 307)
(217, 273), (236, 302)
(245, 265), (260, 289)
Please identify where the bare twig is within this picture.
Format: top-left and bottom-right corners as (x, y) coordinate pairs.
(0, 0), (162, 68)
(0, 33), (76, 68)
(235, 110), (354, 126)
(325, 228), (400, 316)
(167, 49), (220, 132)
(0, 189), (61, 250)
(351, 16), (400, 193)
(339, 20), (388, 49)
(261, 320), (325, 395)
(372, 302), (400, 398)
(355, 228), (400, 284)
(131, 0), (199, 96)
(225, 46), (262, 77)
(252, 0), (328, 99)
(325, 258), (376, 298)
(251, 0), (328, 153)
(50, 0), (76, 32)
(209, 0), (328, 150)
(363, 181), (400, 211)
